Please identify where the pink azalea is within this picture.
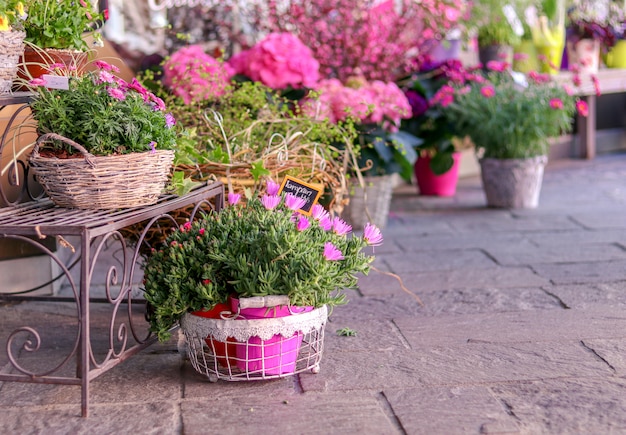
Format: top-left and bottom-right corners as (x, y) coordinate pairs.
(228, 193), (241, 205)
(163, 45), (232, 105)
(285, 194), (307, 211)
(323, 242), (344, 261)
(363, 223), (383, 246)
(266, 179), (280, 196)
(261, 194), (281, 210)
(332, 217), (352, 236)
(234, 32), (320, 89)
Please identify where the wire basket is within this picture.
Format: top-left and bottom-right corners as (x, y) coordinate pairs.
(181, 298), (327, 382)
(29, 133), (175, 209)
(0, 30), (25, 94)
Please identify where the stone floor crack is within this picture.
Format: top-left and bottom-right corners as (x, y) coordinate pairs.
(580, 340), (617, 373)
(377, 391), (407, 435)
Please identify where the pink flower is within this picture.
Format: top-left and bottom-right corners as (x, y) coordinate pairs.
(261, 194), (281, 210)
(363, 223), (383, 246)
(95, 60), (120, 72)
(576, 99), (589, 117)
(163, 45), (232, 105)
(549, 98), (563, 109)
(480, 85), (495, 98)
(285, 194), (307, 211)
(232, 32), (320, 90)
(318, 215), (333, 231)
(332, 217), (352, 236)
(311, 204), (330, 221)
(199, 228), (205, 236)
(513, 53), (529, 61)
(98, 70), (115, 84)
(29, 78), (47, 87)
(228, 193), (241, 205)
(165, 113), (176, 128)
(107, 87), (126, 101)
(181, 221), (192, 232)
(323, 242), (344, 261)
(296, 215), (310, 231)
(430, 84), (455, 107)
(485, 60), (507, 72)
(266, 179), (280, 196)
(591, 75), (601, 96)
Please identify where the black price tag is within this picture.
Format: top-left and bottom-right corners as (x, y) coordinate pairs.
(278, 175), (323, 215)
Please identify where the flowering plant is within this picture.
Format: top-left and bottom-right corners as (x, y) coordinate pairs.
(566, 0), (625, 50)
(22, 0), (104, 51)
(435, 61), (586, 159)
(228, 32), (320, 91)
(143, 180), (383, 341)
(28, 60), (177, 156)
(398, 57), (468, 174)
(0, 0), (27, 32)
(245, 0), (467, 83)
(162, 44), (234, 105)
(300, 76), (418, 180)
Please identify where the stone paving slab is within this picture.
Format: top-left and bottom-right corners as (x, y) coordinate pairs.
(393, 232), (528, 252)
(379, 249), (497, 273)
(393, 307), (626, 347)
(581, 338), (626, 375)
(525, 229), (626, 247)
(544, 282), (626, 309)
(181, 392), (399, 435)
(378, 267), (550, 293)
(485, 242), (626, 266)
(489, 378), (626, 434)
(384, 386), (520, 434)
(531, 260), (626, 285)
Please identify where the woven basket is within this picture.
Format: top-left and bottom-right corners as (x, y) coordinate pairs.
(29, 133), (175, 209)
(0, 30), (26, 94)
(340, 174), (395, 230)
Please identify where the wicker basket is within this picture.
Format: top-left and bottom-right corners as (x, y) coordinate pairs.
(29, 133), (175, 209)
(0, 30), (26, 94)
(341, 174), (395, 230)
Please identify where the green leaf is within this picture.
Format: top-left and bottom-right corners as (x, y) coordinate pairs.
(250, 160), (271, 181)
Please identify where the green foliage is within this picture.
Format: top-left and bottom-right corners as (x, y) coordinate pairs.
(143, 196), (376, 341)
(28, 64), (177, 156)
(444, 71), (576, 159)
(22, 0), (103, 50)
(477, 17), (520, 47)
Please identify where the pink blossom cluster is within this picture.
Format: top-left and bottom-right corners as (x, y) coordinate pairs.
(250, 0), (467, 83)
(302, 78), (411, 131)
(228, 32), (320, 90)
(163, 45), (234, 105)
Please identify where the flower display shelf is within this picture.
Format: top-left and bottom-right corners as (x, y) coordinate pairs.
(181, 303), (327, 382)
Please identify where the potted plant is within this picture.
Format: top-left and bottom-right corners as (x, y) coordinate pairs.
(566, 0), (625, 73)
(20, 0), (105, 79)
(399, 57), (469, 196)
(0, 0), (27, 93)
(25, 60), (177, 209)
(142, 181), (383, 376)
(433, 62), (587, 208)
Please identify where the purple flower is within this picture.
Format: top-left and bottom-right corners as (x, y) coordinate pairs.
(266, 179), (280, 196)
(405, 89), (429, 118)
(149, 141), (157, 153)
(296, 215), (310, 232)
(228, 193), (241, 205)
(165, 113), (176, 128)
(323, 242), (344, 261)
(363, 223), (383, 246)
(261, 194), (281, 210)
(285, 194), (307, 211)
(98, 70), (115, 84)
(332, 217), (352, 236)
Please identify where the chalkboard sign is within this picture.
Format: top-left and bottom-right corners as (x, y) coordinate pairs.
(278, 175), (323, 215)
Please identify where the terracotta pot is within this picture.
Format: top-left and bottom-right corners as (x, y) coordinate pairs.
(19, 47), (88, 81)
(191, 303), (237, 369)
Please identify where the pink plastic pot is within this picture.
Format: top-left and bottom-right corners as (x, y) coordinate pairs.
(230, 297), (312, 375)
(414, 152), (462, 197)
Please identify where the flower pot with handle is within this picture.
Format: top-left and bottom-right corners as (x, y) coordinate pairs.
(414, 152), (462, 197)
(191, 303), (237, 369)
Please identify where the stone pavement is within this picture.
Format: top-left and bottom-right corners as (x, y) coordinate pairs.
(2, 154), (626, 434)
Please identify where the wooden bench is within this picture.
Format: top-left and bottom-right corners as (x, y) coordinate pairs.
(0, 94), (224, 417)
(555, 68), (626, 159)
